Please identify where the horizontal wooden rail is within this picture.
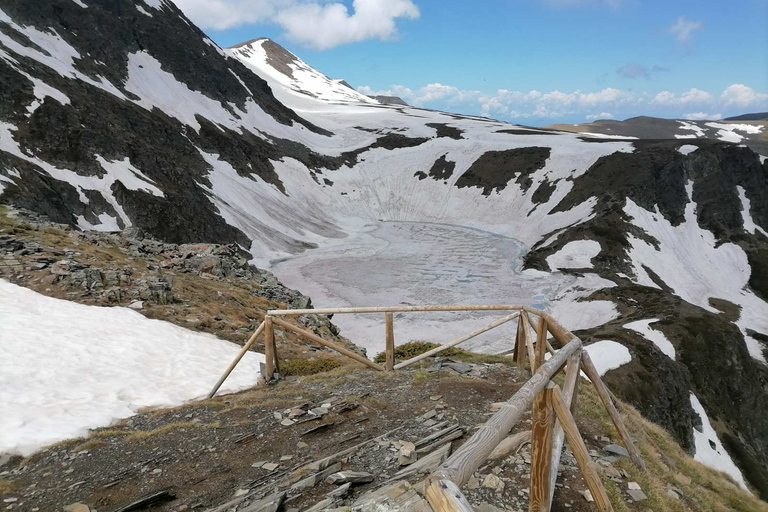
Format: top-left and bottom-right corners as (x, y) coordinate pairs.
(270, 316), (385, 372)
(431, 336), (582, 486)
(267, 305), (527, 316)
(393, 312), (520, 370)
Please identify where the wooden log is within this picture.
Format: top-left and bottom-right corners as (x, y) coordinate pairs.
(546, 350), (581, 508)
(521, 313), (537, 372)
(207, 321), (265, 398)
(516, 317), (527, 371)
(385, 312), (395, 372)
(529, 383), (556, 512)
(432, 337), (582, 485)
(425, 478), (474, 512)
(487, 430), (531, 460)
(535, 316), (547, 370)
(580, 352), (646, 471)
(263, 316), (275, 381)
(551, 385), (614, 512)
(395, 312), (520, 370)
(271, 317), (385, 371)
(269, 305), (526, 316)
(525, 311), (556, 356)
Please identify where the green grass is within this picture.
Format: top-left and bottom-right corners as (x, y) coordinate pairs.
(374, 341), (513, 366)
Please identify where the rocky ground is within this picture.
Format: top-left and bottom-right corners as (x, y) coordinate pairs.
(0, 358), (690, 512)
(0, 206), (357, 361)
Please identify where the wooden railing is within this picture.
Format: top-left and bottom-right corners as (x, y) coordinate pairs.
(207, 305), (646, 512)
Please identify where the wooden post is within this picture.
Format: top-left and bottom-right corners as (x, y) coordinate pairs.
(536, 316), (547, 366)
(432, 337), (582, 486)
(271, 316), (386, 371)
(529, 383), (556, 512)
(385, 312), (395, 371)
(395, 312), (519, 369)
(521, 313), (537, 372)
(516, 317), (528, 370)
(207, 321), (265, 398)
(551, 385), (614, 512)
(263, 316), (275, 381)
(425, 477), (475, 512)
(580, 352), (646, 471)
(546, 350), (581, 507)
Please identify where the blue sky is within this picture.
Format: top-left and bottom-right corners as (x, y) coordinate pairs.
(176, 0), (768, 125)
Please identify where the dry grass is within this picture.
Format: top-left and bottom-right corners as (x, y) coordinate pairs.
(574, 380), (768, 512)
(89, 429), (130, 438)
(0, 478), (16, 495)
(72, 440), (107, 452)
(411, 369), (434, 384)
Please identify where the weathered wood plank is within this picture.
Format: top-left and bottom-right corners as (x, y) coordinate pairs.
(207, 321), (265, 398)
(269, 305), (525, 316)
(534, 316), (547, 370)
(529, 383), (556, 512)
(271, 317), (385, 371)
(551, 385), (614, 512)
(263, 316), (275, 381)
(580, 351), (646, 471)
(425, 478), (475, 512)
(547, 349), (581, 508)
(487, 430), (531, 460)
(521, 313), (537, 372)
(516, 317), (528, 370)
(395, 312), (519, 370)
(385, 312), (395, 372)
(432, 337), (582, 485)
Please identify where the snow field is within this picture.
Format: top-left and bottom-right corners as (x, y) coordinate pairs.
(0, 279), (264, 456)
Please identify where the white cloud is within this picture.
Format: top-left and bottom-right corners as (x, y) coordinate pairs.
(358, 83), (480, 107)
(669, 16), (703, 43)
(358, 82), (766, 121)
(682, 112), (722, 121)
(172, 0), (419, 49)
(274, 0), (419, 50)
(651, 88), (712, 105)
(720, 84), (768, 108)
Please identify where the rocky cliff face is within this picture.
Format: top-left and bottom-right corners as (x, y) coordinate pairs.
(1, 0), (767, 497)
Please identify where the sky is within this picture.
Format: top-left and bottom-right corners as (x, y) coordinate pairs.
(174, 0), (768, 125)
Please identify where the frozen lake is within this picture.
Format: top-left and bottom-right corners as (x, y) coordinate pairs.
(271, 221), (566, 358)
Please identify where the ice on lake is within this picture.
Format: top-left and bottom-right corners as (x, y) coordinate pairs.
(271, 221), (566, 357)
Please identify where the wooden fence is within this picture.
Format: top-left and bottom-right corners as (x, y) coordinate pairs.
(208, 305), (646, 512)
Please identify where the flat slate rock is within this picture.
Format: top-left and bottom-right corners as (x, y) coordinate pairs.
(603, 444), (630, 458)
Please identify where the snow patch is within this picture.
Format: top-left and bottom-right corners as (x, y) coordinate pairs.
(582, 340), (632, 377)
(737, 186), (767, 236)
(677, 121), (705, 138)
(677, 144), (698, 155)
(0, 10), (125, 100)
(689, 393), (748, 490)
(70, 0), (87, 7)
(624, 182), (768, 363)
(0, 279), (264, 456)
(136, 4), (153, 16)
(0, 123), (163, 231)
(705, 122), (763, 144)
(546, 240), (601, 270)
(624, 318), (675, 359)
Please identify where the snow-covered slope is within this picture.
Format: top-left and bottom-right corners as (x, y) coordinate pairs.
(228, 38), (377, 106)
(0, 279), (263, 456)
(1, 0), (768, 495)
